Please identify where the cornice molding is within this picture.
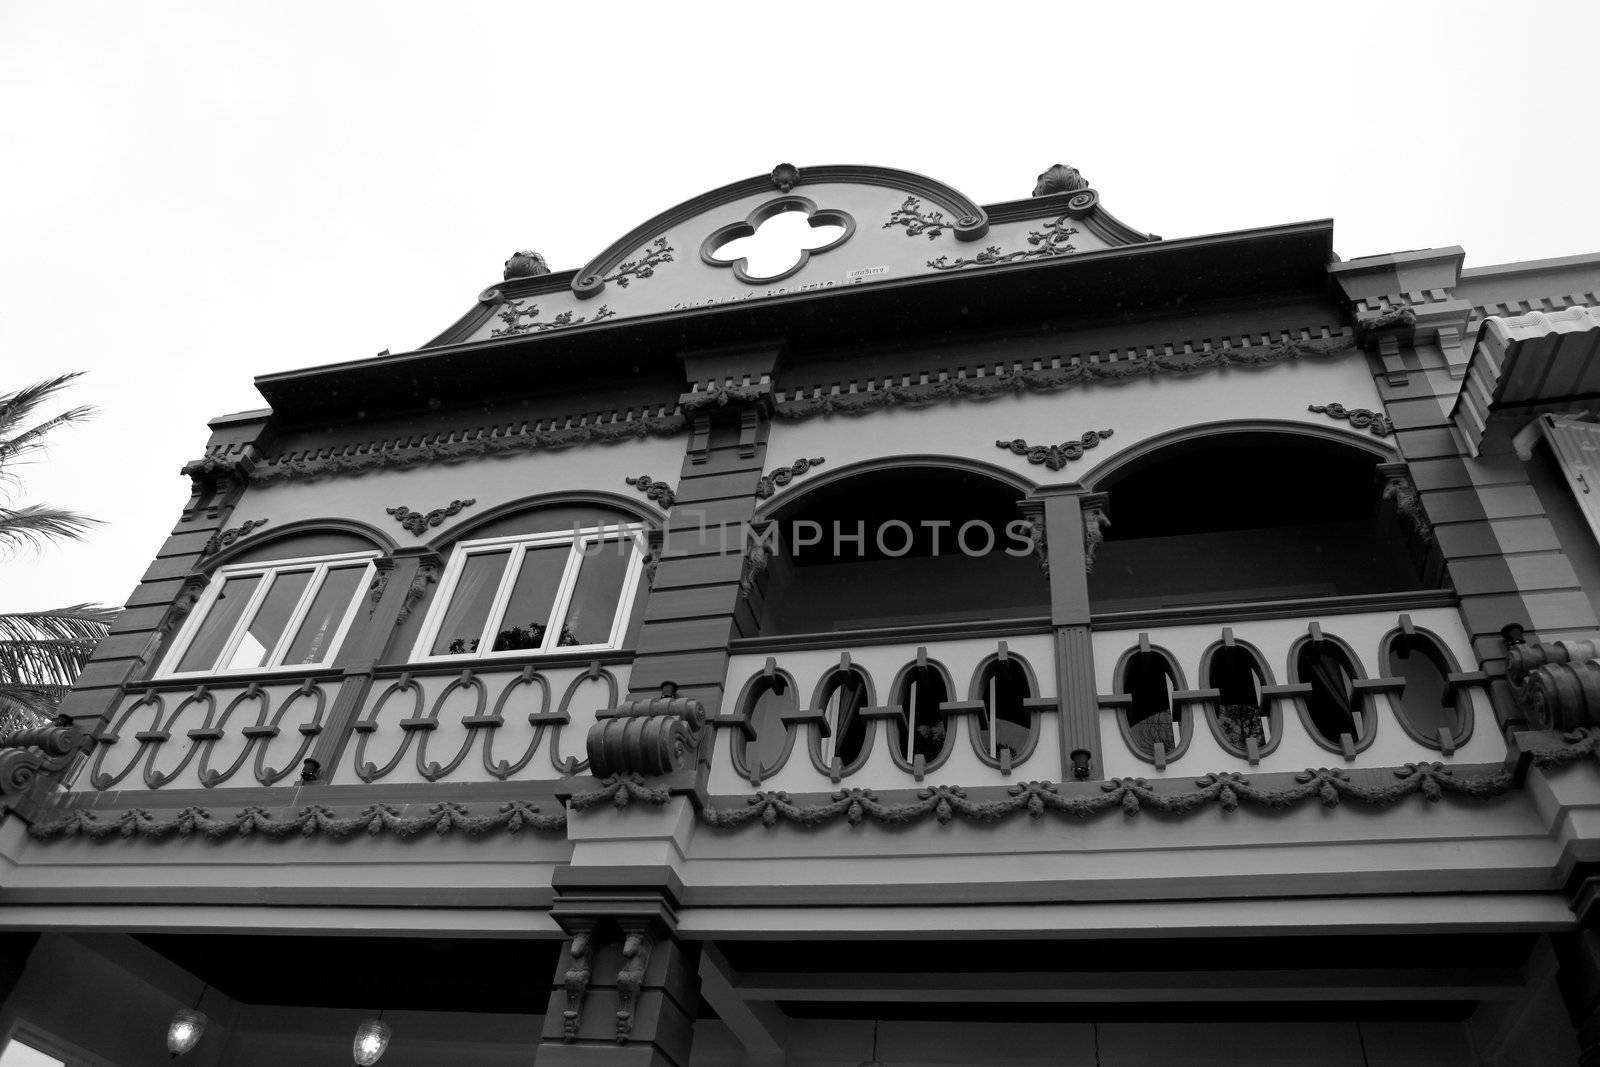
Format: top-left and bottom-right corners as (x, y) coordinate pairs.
(775, 335), (1355, 422)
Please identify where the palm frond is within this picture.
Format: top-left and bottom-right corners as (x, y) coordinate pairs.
(0, 606), (115, 688)
(0, 405), (98, 468)
(0, 684), (70, 724)
(0, 505), (103, 554)
(0, 374), (87, 439)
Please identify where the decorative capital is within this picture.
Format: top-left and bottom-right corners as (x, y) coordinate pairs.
(1081, 493), (1111, 574)
(503, 250), (550, 280)
(1032, 163), (1090, 197)
(1376, 464), (1433, 548)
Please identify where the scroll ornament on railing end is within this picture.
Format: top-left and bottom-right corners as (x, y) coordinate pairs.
(585, 690), (706, 780)
(0, 717), (80, 798)
(1505, 631), (1600, 732)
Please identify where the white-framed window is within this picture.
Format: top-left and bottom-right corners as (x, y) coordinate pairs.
(159, 551), (379, 678)
(0, 1020), (114, 1067)
(413, 523), (646, 661)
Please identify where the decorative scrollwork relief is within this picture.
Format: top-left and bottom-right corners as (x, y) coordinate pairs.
(491, 301), (616, 338)
(386, 499), (476, 536)
(755, 457), (824, 499)
(201, 518), (268, 556)
(625, 476), (676, 509)
(1309, 402), (1394, 437)
(0, 721), (79, 799)
(997, 430), (1112, 471)
(602, 237), (673, 289)
(928, 215), (1079, 271)
(884, 196), (957, 240)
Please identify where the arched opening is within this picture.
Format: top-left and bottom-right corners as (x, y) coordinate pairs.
(161, 528), (384, 679)
(1118, 648), (1181, 761)
(815, 667), (872, 773)
(756, 467), (1047, 636)
(1384, 629), (1468, 746)
(1204, 642), (1275, 755)
(972, 657), (1034, 763)
(735, 672), (796, 781)
(1089, 432), (1431, 613)
(890, 660), (952, 766)
(1293, 636), (1368, 749)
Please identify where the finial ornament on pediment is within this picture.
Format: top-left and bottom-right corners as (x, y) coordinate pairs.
(1033, 163), (1090, 197)
(503, 250), (550, 280)
(770, 162), (800, 192)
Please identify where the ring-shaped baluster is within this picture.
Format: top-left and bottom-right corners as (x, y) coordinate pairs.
(416, 670), (487, 782)
(144, 686), (216, 788)
(353, 674), (425, 784)
(90, 690), (165, 789)
(197, 684), (269, 787)
(256, 679), (329, 785)
(482, 666), (552, 780)
(549, 666), (617, 775)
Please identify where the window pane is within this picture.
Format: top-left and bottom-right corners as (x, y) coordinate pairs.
(430, 550), (512, 656)
(224, 569), (313, 670)
(176, 573), (263, 673)
(282, 564), (365, 665)
(493, 545), (570, 651)
(0, 1039), (67, 1067)
(559, 540), (632, 646)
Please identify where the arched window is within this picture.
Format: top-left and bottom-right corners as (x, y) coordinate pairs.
(734, 671), (797, 782)
(1114, 646), (1188, 763)
(755, 466), (1047, 636)
(1201, 639), (1279, 758)
(972, 656), (1036, 765)
(814, 667), (873, 774)
(1291, 634), (1373, 752)
(1382, 628), (1471, 749)
(1089, 432), (1434, 613)
(889, 659), (952, 768)
(414, 508), (646, 660)
(161, 539), (379, 679)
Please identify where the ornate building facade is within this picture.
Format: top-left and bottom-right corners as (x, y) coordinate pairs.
(1, 162), (1599, 1065)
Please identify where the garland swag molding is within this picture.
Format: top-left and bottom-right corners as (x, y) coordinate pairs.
(180, 334), (1354, 487)
(29, 750), (1562, 844)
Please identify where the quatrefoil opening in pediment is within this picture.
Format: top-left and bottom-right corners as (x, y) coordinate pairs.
(699, 196), (855, 284)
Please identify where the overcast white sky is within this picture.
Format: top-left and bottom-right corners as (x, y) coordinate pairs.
(2, 1), (1597, 613)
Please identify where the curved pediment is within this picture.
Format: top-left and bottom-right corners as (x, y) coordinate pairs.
(427, 162), (1158, 348)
